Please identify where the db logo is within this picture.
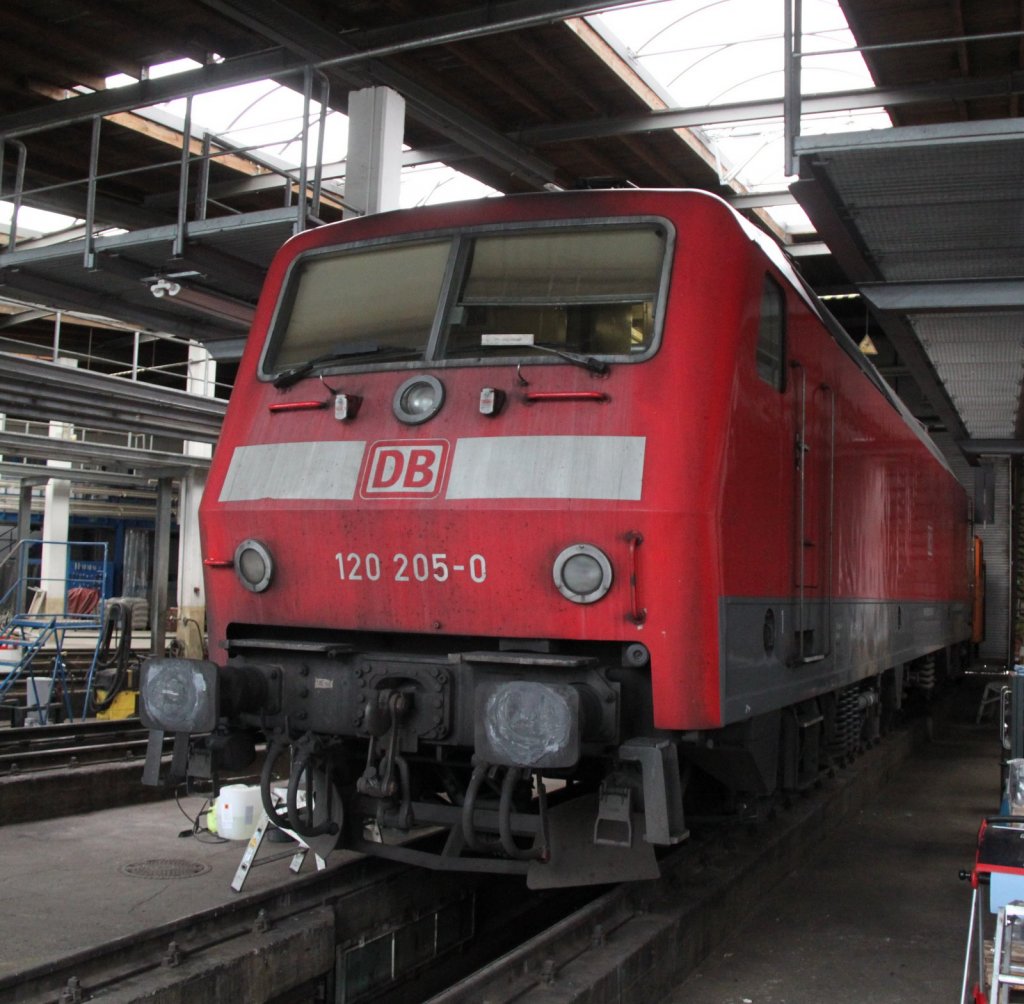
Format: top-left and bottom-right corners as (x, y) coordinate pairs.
(361, 440), (450, 498)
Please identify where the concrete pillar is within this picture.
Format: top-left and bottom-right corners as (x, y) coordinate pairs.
(176, 469), (207, 658)
(176, 343), (215, 657)
(41, 420), (73, 615)
(40, 480), (71, 614)
(344, 86), (406, 218)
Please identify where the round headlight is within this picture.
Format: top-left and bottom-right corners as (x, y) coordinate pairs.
(482, 681), (577, 768)
(140, 658), (218, 733)
(553, 544), (613, 604)
(235, 539), (273, 593)
(393, 375), (445, 425)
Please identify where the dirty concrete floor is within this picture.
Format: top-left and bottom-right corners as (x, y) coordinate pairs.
(660, 715), (1001, 1003)
(0, 791), (355, 983)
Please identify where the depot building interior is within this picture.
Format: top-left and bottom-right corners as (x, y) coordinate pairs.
(1, 1), (1024, 1002)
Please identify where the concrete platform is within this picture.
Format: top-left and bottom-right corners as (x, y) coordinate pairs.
(660, 714), (1001, 1004)
(0, 789), (353, 993)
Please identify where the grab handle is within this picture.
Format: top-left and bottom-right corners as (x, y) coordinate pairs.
(628, 532), (646, 625)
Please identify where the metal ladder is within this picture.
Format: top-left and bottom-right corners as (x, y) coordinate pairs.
(0, 615), (78, 723)
(991, 901), (1024, 1002)
(230, 788), (327, 892)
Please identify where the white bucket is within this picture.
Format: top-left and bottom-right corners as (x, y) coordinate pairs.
(215, 784), (263, 840)
(24, 677), (52, 726)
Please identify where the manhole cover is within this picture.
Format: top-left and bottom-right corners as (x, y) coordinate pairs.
(121, 858), (213, 880)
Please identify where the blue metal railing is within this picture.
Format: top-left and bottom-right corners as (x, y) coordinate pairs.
(0, 539), (111, 723)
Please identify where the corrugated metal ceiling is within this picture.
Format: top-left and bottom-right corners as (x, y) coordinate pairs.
(0, 0), (1022, 457)
(794, 116), (1024, 445)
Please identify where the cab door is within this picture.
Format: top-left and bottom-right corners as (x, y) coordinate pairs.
(791, 357), (834, 664)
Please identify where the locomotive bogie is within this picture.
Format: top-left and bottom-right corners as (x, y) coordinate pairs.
(139, 189), (972, 885)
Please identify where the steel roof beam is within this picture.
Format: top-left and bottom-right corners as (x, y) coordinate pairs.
(197, 0), (566, 189)
(959, 440), (1024, 456)
(3, 51), (1022, 168)
(0, 269), (241, 344)
(0, 50), (301, 140)
(516, 73), (1024, 145)
(0, 462), (164, 490)
(0, 0), (638, 141)
(795, 116), (1024, 155)
(860, 280), (1024, 312)
(0, 352), (225, 443)
(0, 308), (51, 330)
(0, 431), (209, 473)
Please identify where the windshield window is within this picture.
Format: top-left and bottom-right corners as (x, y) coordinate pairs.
(444, 228), (663, 359)
(262, 222), (667, 378)
(265, 240), (452, 371)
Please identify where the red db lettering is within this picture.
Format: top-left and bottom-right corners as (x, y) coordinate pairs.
(370, 449), (405, 490)
(405, 449), (438, 489)
(361, 440), (450, 498)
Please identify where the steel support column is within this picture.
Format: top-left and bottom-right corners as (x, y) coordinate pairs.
(150, 477), (173, 657)
(783, 0), (802, 177)
(15, 480), (34, 614)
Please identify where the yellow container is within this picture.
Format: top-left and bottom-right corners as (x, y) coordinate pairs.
(96, 690), (139, 720)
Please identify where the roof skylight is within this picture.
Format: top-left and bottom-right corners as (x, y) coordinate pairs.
(599, 0), (891, 233)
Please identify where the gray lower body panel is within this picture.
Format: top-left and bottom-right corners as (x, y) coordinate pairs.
(720, 596), (970, 723)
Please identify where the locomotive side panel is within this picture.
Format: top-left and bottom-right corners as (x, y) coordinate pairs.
(715, 237), (970, 725)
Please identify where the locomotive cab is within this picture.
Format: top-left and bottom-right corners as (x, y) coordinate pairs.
(140, 199), (696, 887)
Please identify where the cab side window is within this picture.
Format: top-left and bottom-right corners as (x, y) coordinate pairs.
(756, 275), (786, 391)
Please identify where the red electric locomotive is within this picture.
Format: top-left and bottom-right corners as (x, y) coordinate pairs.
(140, 189), (971, 886)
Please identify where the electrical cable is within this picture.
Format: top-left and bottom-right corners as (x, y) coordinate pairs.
(174, 786), (228, 844)
(90, 601), (136, 713)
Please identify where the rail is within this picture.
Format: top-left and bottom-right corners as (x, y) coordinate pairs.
(0, 718), (161, 773)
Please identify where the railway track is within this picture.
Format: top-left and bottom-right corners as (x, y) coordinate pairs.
(1, 825), (585, 1004)
(0, 718), (163, 773)
(423, 725), (919, 1003)
(0, 719), (921, 1003)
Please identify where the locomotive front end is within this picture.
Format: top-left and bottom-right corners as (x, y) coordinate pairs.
(140, 193), (693, 885)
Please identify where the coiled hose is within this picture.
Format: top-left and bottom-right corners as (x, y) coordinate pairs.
(91, 600), (135, 713)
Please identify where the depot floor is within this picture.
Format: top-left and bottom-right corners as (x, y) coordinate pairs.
(0, 790), (356, 988)
(0, 685), (1007, 1004)
(660, 700), (1002, 1004)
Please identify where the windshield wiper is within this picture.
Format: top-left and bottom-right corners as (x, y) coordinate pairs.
(272, 343), (422, 389)
(532, 342), (609, 375)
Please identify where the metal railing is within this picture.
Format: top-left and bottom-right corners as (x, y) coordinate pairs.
(0, 538), (109, 623)
(0, 538), (113, 724)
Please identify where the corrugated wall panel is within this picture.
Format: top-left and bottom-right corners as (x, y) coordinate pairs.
(980, 457), (1012, 661)
(935, 433), (1011, 662)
